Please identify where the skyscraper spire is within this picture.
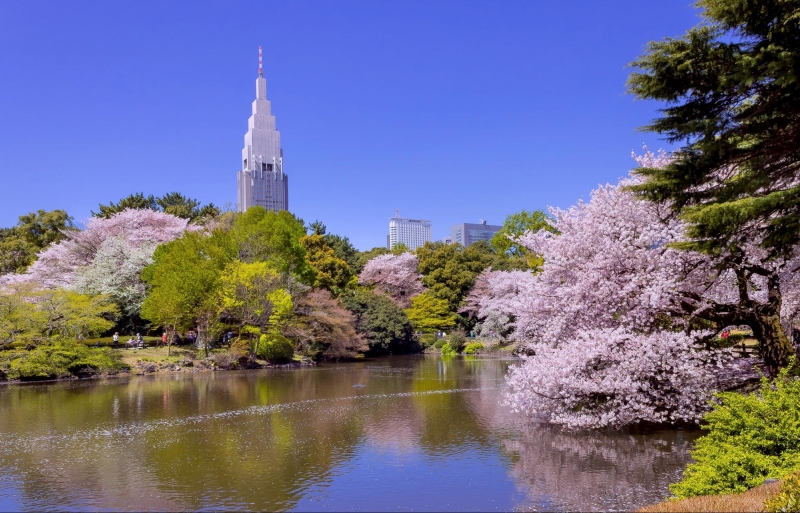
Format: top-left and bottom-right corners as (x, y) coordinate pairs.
(237, 47), (288, 213)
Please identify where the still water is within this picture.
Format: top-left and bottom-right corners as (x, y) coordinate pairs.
(0, 355), (697, 512)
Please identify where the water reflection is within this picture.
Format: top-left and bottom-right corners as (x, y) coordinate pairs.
(0, 356), (697, 512)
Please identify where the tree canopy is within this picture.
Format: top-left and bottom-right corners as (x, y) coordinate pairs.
(93, 192), (220, 223)
(490, 210), (554, 260)
(627, 0), (800, 258)
(0, 210), (74, 274)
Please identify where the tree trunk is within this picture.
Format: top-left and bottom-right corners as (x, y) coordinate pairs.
(751, 310), (794, 376)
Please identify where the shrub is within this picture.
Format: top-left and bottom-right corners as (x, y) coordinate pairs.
(418, 333), (436, 348)
(257, 333), (294, 363)
(463, 342), (484, 355)
(434, 339), (446, 349)
(448, 330), (466, 352)
(670, 366), (800, 498)
(340, 290), (416, 354)
(0, 341), (129, 381)
(440, 342), (456, 356)
(765, 472), (800, 513)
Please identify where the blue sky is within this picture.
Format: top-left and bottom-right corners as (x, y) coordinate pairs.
(0, 1), (701, 250)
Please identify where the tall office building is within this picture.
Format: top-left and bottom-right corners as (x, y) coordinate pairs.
(237, 47), (289, 213)
(451, 220), (501, 246)
(388, 211), (432, 250)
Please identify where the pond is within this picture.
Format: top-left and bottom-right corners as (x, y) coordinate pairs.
(0, 355), (698, 512)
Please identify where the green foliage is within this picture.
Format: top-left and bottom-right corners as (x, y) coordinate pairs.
(38, 290), (118, 340)
(448, 330), (466, 352)
(440, 342), (456, 356)
(670, 367), (800, 498)
(299, 234), (353, 293)
(231, 207), (314, 283)
(267, 289), (293, 329)
(390, 242), (409, 255)
(218, 261), (282, 338)
(765, 471), (800, 513)
(433, 338), (446, 349)
(627, 0), (800, 257)
(404, 292), (457, 333)
(141, 230), (235, 335)
(418, 333), (436, 348)
(340, 290), (415, 354)
(0, 209), (74, 274)
(416, 241), (497, 313)
(490, 210), (554, 259)
(1, 286), (118, 347)
(323, 234), (361, 274)
(257, 333), (294, 363)
(0, 341), (129, 381)
(93, 192), (220, 223)
(463, 342), (484, 355)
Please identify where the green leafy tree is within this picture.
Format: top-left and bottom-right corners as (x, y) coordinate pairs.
(323, 234), (361, 273)
(415, 241), (496, 313)
(404, 292), (456, 333)
(0, 283), (46, 348)
(93, 192), (219, 223)
(0, 209), (74, 274)
(627, 0), (800, 372)
(340, 289), (415, 354)
(627, 0), (800, 258)
(308, 220), (327, 235)
(141, 230), (236, 355)
(231, 207), (315, 285)
(218, 260), (290, 357)
(490, 210), (554, 266)
(299, 234), (353, 293)
(37, 289), (118, 341)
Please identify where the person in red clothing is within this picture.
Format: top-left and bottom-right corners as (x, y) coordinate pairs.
(161, 332), (167, 347)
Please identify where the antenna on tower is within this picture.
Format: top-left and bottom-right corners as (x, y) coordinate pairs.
(258, 46), (263, 77)
(395, 208), (400, 218)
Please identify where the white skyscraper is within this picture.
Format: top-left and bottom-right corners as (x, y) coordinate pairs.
(388, 211), (432, 251)
(237, 47), (289, 213)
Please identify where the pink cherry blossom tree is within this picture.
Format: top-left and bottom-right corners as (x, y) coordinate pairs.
(358, 252), (425, 308)
(2, 209), (190, 316)
(474, 149), (800, 428)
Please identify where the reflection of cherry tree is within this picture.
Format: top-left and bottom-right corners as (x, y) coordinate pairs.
(501, 424), (697, 512)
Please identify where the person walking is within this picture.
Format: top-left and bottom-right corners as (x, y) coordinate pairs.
(112, 332), (119, 347)
(161, 332), (167, 347)
(136, 333), (144, 348)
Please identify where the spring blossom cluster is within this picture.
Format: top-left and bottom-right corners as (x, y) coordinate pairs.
(358, 252), (425, 308)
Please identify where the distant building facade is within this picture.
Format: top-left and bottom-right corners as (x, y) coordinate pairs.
(237, 47), (289, 213)
(388, 213), (432, 250)
(451, 220), (501, 247)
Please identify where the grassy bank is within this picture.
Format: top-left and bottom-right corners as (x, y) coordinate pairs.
(639, 481), (782, 512)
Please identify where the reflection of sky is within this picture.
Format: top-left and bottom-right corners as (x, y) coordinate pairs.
(291, 442), (526, 512)
(0, 475), (23, 513)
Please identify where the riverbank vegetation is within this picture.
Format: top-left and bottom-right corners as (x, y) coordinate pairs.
(2, 0), (800, 507)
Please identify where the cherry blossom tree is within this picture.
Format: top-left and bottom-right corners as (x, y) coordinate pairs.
(0, 209), (190, 320)
(471, 149), (800, 428)
(358, 252), (425, 308)
(15, 209), (189, 290)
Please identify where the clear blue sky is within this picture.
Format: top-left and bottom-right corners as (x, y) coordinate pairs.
(0, 1), (701, 250)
